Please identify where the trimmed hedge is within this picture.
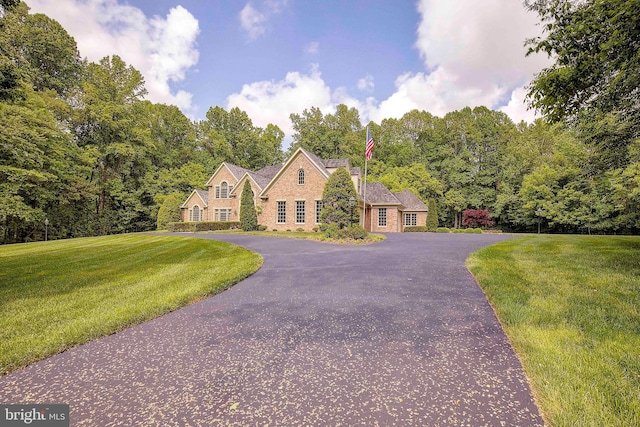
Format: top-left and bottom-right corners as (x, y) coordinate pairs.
(436, 227), (451, 233)
(404, 226), (428, 232)
(168, 221), (241, 232)
(465, 227), (483, 234)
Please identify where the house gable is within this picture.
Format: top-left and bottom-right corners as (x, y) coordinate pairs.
(180, 189), (208, 209)
(259, 148), (329, 199)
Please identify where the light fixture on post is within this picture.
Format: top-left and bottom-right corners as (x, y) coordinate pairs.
(349, 196), (355, 226)
(45, 218), (49, 241)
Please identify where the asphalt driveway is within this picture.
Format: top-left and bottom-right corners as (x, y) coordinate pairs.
(0, 233), (543, 426)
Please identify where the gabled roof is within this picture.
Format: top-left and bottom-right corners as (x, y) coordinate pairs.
(180, 189), (208, 208)
(259, 147), (330, 198)
(394, 190), (428, 211)
(363, 182), (402, 206)
(229, 170), (272, 196)
(205, 162), (252, 187)
(324, 158), (350, 168)
(255, 165), (282, 180)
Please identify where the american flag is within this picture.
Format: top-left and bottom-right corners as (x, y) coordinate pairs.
(365, 128), (374, 160)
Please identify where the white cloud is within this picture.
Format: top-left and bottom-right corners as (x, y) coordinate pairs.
(239, 4), (267, 40)
(305, 41), (320, 55)
(226, 65), (333, 142)
(27, 0), (200, 115)
(367, 0), (552, 124)
(357, 75), (375, 93)
(239, 0), (289, 41)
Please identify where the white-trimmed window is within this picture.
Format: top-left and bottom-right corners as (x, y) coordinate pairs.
(214, 208), (232, 221)
(404, 213), (417, 226)
(296, 201), (305, 224)
(298, 169), (305, 185)
(215, 182), (233, 199)
(315, 200), (323, 224)
(190, 205), (201, 222)
(277, 201), (286, 223)
(378, 208), (387, 227)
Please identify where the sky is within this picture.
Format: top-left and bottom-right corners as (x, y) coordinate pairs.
(26, 0), (552, 143)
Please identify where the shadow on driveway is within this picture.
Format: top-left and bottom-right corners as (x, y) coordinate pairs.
(0, 233), (543, 426)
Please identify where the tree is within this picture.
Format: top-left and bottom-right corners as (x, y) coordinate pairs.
(526, 0), (640, 126)
(239, 180), (258, 231)
(462, 209), (495, 228)
(199, 106), (284, 170)
(156, 193), (183, 230)
(526, 0), (640, 173)
(426, 198), (438, 231)
(320, 167), (360, 229)
(73, 55), (151, 234)
(289, 104), (363, 165)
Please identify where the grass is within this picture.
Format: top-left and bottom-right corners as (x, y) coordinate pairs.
(0, 234), (262, 375)
(467, 235), (640, 427)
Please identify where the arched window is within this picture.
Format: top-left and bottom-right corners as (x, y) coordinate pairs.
(298, 169), (305, 185)
(220, 182), (228, 198)
(192, 205), (200, 222)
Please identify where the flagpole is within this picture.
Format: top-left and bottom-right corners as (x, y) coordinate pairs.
(362, 156), (368, 230)
(362, 126), (369, 231)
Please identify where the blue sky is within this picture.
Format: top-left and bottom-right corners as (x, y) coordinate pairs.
(27, 0), (551, 141)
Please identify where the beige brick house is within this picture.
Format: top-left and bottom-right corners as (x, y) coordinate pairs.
(180, 147), (427, 232)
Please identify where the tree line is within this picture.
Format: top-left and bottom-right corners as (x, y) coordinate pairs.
(1, 0), (638, 244)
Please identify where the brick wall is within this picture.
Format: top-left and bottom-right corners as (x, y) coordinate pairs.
(260, 153), (327, 231)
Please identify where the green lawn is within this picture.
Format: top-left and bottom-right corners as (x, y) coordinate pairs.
(200, 229), (386, 244)
(0, 234), (262, 375)
(467, 235), (640, 427)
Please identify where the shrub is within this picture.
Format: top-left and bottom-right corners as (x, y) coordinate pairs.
(320, 223), (340, 238)
(462, 209), (495, 228)
(404, 226), (428, 232)
(452, 228), (464, 233)
(340, 224), (367, 240)
(168, 222), (241, 232)
(257, 225), (268, 231)
(436, 227), (450, 233)
(156, 193), (184, 230)
(240, 181), (258, 231)
(296, 228), (304, 232)
(426, 198), (439, 231)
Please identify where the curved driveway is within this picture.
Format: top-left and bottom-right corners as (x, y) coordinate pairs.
(0, 233), (543, 426)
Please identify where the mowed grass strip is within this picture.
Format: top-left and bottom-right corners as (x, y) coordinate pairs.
(0, 234), (262, 375)
(467, 235), (640, 427)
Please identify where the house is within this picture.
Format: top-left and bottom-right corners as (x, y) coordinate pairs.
(180, 147), (428, 232)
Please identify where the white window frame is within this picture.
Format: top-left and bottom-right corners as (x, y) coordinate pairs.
(404, 213), (417, 226)
(296, 200), (305, 224)
(220, 182), (229, 199)
(191, 205), (201, 222)
(315, 200), (323, 224)
(277, 201), (286, 224)
(378, 208), (387, 227)
(298, 169), (305, 185)
(214, 208), (232, 222)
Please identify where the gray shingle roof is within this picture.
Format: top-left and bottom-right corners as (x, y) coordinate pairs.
(225, 163), (252, 181)
(255, 165), (282, 180)
(248, 171), (272, 189)
(324, 158), (350, 168)
(195, 189), (209, 206)
(394, 190), (428, 211)
(363, 182), (402, 205)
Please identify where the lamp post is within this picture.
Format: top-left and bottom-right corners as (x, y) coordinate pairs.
(45, 218), (49, 241)
(536, 208), (542, 234)
(349, 196), (355, 226)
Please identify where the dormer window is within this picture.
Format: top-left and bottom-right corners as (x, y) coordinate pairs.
(298, 169), (305, 185)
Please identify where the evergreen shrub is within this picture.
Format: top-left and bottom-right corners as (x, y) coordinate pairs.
(168, 222), (241, 232)
(404, 226), (428, 232)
